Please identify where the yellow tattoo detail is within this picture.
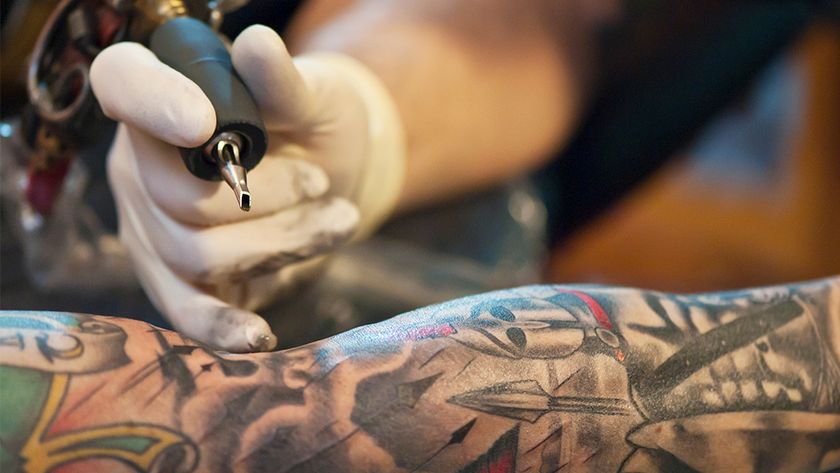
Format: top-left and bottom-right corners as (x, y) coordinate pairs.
(21, 374), (197, 473)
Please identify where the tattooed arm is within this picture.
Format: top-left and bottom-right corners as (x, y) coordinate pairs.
(2, 277), (839, 472)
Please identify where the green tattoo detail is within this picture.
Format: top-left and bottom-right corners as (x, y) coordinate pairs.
(0, 312), (198, 473)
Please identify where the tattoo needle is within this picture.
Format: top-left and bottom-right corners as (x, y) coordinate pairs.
(213, 136), (251, 211)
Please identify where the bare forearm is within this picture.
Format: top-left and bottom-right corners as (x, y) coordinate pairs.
(3, 277), (839, 472)
(287, 0), (601, 209)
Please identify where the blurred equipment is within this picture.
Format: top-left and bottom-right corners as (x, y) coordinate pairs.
(1, 120), (137, 291)
(27, 0), (265, 210)
(4, 0), (263, 292)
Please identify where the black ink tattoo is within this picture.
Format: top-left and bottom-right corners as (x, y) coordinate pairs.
(4, 279), (840, 472)
(449, 380), (634, 422)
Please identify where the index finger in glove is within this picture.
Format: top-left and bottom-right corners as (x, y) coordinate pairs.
(90, 42), (216, 147)
(137, 245), (278, 352)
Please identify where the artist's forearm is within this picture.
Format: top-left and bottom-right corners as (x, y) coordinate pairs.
(3, 277), (839, 472)
(286, 0), (598, 209)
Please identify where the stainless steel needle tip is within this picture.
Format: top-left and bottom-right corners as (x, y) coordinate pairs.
(229, 168), (251, 211)
(214, 138), (252, 211)
(237, 187), (251, 211)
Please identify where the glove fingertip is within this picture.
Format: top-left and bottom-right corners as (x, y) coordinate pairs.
(90, 42), (153, 118)
(245, 323), (279, 352)
(164, 91), (216, 148)
(233, 24), (289, 60)
(308, 198), (361, 242)
(232, 25), (311, 128)
(237, 24), (284, 45)
(176, 298), (278, 352)
(295, 160), (331, 198)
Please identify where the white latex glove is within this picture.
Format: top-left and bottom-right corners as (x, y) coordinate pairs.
(90, 25), (406, 352)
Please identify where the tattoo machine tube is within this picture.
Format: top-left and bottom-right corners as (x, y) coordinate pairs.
(149, 17), (267, 210)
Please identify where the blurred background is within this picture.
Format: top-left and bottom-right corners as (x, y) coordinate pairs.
(2, 0), (839, 346)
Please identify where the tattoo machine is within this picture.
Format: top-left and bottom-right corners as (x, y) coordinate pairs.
(146, 2), (267, 211)
(27, 0), (267, 212)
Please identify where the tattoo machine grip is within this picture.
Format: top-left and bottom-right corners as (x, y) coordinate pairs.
(149, 17), (267, 180)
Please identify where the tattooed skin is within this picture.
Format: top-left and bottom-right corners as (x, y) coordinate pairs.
(1, 278), (839, 472)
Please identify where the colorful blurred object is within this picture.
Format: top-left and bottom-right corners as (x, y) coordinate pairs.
(547, 24), (840, 291)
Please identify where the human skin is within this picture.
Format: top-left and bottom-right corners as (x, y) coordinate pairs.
(285, 0), (619, 210)
(2, 277), (839, 472)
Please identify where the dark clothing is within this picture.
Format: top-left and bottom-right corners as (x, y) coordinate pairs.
(220, 0), (304, 38)
(535, 1), (825, 243)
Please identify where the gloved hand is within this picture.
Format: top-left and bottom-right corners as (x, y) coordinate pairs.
(90, 25), (406, 352)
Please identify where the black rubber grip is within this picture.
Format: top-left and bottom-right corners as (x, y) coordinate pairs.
(149, 17), (267, 180)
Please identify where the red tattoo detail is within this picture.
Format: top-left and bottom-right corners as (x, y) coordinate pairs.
(458, 425), (518, 473)
(615, 349), (625, 363)
(487, 449), (516, 473)
(406, 324), (456, 341)
(557, 289), (613, 330)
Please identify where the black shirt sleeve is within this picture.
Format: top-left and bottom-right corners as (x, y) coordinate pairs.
(220, 0), (305, 37)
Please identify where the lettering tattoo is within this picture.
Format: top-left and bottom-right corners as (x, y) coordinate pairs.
(2, 278), (839, 472)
